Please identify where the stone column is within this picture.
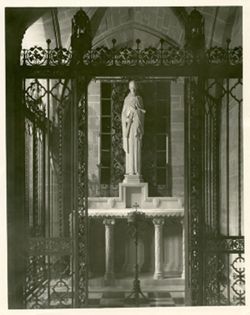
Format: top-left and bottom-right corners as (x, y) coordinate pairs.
(153, 217), (165, 279)
(180, 218), (185, 279)
(103, 218), (115, 284)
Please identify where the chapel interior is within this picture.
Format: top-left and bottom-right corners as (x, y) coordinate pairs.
(6, 6), (243, 309)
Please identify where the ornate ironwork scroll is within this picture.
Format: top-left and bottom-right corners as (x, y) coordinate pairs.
(25, 237), (72, 308)
(25, 254), (73, 308)
(73, 77), (89, 307)
(204, 241), (245, 305)
(185, 77), (204, 305)
(20, 41), (242, 68)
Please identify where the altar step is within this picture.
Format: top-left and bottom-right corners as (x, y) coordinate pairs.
(89, 275), (184, 292)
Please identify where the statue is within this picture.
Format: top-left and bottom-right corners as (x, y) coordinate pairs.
(122, 81), (146, 176)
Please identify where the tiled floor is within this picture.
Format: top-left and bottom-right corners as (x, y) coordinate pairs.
(87, 290), (185, 307)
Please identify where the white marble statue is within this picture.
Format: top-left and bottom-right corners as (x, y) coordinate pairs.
(121, 81), (146, 176)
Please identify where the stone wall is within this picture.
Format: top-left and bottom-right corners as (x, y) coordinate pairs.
(170, 79), (185, 200)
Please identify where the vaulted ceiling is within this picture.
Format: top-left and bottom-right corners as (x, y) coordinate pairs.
(17, 7), (242, 50)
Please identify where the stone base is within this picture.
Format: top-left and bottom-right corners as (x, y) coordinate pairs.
(104, 273), (115, 286)
(154, 272), (164, 280)
(123, 174), (143, 184)
(88, 178), (183, 210)
(89, 275), (185, 291)
(120, 176), (146, 208)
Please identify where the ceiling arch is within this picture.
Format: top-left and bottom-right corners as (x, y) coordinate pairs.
(19, 6), (242, 51)
(93, 7), (184, 47)
(92, 21), (182, 48)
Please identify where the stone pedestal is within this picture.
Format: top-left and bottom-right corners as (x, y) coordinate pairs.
(153, 217), (165, 279)
(103, 218), (115, 284)
(123, 174), (143, 184)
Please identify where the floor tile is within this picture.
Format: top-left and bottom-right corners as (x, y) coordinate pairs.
(148, 291), (171, 298)
(102, 291), (125, 298)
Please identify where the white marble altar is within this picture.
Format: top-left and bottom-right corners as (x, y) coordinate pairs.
(88, 177), (184, 282)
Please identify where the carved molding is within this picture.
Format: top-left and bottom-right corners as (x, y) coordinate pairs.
(88, 208), (184, 218)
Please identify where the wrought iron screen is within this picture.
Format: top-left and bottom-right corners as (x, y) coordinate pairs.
(184, 75), (244, 306)
(23, 77), (89, 308)
(202, 78), (244, 305)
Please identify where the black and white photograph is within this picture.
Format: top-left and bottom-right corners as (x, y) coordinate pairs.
(4, 2), (246, 312)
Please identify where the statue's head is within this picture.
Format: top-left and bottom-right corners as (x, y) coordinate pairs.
(129, 80), (138, 96)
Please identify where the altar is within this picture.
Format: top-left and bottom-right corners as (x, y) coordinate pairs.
(88, 177), (184, 285)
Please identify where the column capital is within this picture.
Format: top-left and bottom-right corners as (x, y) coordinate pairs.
(103, 218), (115, 225)
(153, 217), (165, 226)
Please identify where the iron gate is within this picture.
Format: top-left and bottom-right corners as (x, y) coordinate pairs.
(19, 8), (243, 307)
(202, 77), (244, 305)
(23, 75), (89, 308)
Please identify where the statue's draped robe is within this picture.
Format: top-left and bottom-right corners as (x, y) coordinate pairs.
(121, 93), (145, 175)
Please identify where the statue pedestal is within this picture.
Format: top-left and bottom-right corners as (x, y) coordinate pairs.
(120, 180), (146, 208)
(87, 180), (182, 210)
(123, 174), (143, 184)
(122, 174), (147, 209)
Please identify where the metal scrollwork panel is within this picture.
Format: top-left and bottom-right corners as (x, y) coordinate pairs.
(231, 253), (245, 305)
(185, 77), (204, 305)
(25, 254), (73, 308)
(74, 77), (89, 307)
(204, 254), (220, 305)
(25, 255), (49, 308)
(214, 254), (244, 306)
(21, 42), (242, 67)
